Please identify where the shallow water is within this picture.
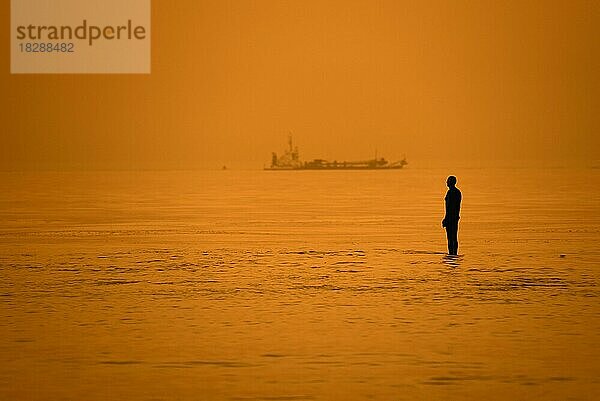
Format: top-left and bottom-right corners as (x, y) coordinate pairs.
(0, 168), (599, 400)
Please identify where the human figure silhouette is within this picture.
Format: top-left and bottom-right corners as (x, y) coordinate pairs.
(442, 176), (461, 255)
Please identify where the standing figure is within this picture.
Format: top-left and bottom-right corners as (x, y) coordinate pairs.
(442, 176), (461, 255)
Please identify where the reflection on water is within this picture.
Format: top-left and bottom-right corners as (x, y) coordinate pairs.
(0, 168), (599, 400)
(442, 254), (462, 268)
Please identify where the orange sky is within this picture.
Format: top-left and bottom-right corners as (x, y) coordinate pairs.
(1, 0), (598, 170)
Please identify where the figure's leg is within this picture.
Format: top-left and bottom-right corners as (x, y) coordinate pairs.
(448, 224), (458, 255)
(454, 224), (459, 255)
(445, 227), (453, 254)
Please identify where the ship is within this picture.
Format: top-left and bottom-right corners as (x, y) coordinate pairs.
(265, 137), (408, 170)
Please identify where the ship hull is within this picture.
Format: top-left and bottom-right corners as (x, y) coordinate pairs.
(264, 165), (405, 171)
(266, 138), (407, 170)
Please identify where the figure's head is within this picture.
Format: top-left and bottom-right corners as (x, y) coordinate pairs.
(446, 175), (457, 188)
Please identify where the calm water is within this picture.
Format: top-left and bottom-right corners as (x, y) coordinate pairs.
(0, 168), (599, 400)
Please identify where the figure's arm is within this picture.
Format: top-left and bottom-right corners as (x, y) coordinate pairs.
(442, 194), (448, 227)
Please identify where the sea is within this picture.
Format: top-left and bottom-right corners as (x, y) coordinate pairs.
(0, 167), (598, 400)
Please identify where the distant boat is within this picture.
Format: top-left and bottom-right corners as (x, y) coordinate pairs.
(265, 137), (407, 170)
